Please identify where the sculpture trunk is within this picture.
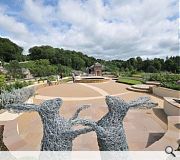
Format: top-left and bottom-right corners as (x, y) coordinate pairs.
(0, 125), (8, 151)
(5, 98), (96, 151)
(94, 96), (158, 151)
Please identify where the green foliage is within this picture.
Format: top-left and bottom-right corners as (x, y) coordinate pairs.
(0, 74), (6, 88)
(117, 78), (143, 85)
(106, 56), (179, 74)
(28, 46), (95, 71)
(3, 81), (33, 92)
(5, 60), (23, 78)
(1, 37), (179, 79)
(21, 59), (58, 77)
(47, 76), (56, 81)
(0, 37), (24, 62)
(57, 64), (72, 77)
(162, 82), (180, 91)
(131, 74), (143, 78)
(143, 73), (180, 90)
(38, 77), (46, 82)
(143, 73), (180, 82)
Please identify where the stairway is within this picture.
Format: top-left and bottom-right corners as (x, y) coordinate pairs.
(127, 84), (154, 93)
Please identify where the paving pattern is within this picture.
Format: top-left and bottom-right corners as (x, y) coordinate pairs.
(3, 80), (167, 151)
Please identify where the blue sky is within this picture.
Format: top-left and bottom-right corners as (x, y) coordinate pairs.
(0, 0), (178, 60)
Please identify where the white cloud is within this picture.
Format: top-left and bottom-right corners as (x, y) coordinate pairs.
(23, 0), (55, 25)
(0, 0), (178, 59)
(0, 7), (28, 36)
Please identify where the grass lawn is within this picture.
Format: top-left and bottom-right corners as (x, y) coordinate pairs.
(117, 78), (143, 85)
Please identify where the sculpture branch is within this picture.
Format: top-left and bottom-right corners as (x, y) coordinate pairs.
(69, 105), (91, 121)
(4, 98), (99, 151)
(128, 97), (158, 109)
(70, 118), (107, 138)
(0, 87), (35, 151)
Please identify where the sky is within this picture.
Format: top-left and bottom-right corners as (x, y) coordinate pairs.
(0, 0), (179, 60)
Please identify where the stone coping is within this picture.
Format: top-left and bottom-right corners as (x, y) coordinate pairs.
(75, 78), (109, 83)
(164, 97), (180, 109)
(0, 112), (22, 125)
(132, 84), (152, 90)
(0, 96), (34, 125)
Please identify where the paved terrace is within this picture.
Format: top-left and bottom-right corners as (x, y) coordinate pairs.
(4, 80), (169, 151)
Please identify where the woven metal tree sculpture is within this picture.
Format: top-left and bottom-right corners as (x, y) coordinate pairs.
(5, 98), (105, 151)
(3, 92), (158, 151)
(90, 96), (158, 151)
(68, 96), (158, 151)
(0, 87), (35, 151)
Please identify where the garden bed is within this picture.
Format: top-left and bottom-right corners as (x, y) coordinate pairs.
(143, 73), (180, 91)
(116, 78), (143, 85)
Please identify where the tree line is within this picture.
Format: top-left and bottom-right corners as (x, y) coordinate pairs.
(0, 37), (179, 76)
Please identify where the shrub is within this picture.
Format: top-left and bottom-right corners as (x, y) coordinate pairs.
(2, 81), (32, 92)
(161, 82), (180, 91)
(0, 75), (6, 89)
(47, 76), (56, 81)
(117, 78), (143, 85)
(143, 73), (180, 90)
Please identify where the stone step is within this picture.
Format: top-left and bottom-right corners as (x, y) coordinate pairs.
(131, 84), (151, 91)
(127, 86), (150, 93)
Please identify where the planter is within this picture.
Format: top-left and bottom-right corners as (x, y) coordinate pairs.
(152, 86), (180, 98)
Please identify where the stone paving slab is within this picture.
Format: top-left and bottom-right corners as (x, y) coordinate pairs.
(37, 83), (101, 97)
(88, 80), (129, 95)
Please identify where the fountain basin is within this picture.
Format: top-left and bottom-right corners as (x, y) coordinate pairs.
(75, 76), (109, 83)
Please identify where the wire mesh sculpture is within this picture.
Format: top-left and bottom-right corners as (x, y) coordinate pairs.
(0, 87), (35, 109)
(5, 98), (105, 151)
(4, 89), (158, 151)
(91, 96), (158, 151)
(0, 87), (35, 151)
(64, 96), (158, 151)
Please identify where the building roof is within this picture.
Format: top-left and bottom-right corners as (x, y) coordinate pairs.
(94, 62), (102, 66)
(89, 62), (102, 69)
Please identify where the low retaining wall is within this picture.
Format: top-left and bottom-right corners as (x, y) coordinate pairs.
(152, 86), (180, 98)
(75, 79), (109, 83)
(164, 97), (180, 116)
(27, 81), (57, 90)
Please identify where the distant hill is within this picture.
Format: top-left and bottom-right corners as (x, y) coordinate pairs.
(0, 37), (24, 62)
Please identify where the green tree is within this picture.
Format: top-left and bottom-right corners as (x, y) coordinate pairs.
(21, 59), (58, 77)
(0, 37), (24, 62)
(57, 64), (72, 76)
(5, 60), (23, 78)
(136, 57), (143, 71)
(71, 56), (85, 70)
(147, 65), (158, 73)
(153, 59), (161, 71)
